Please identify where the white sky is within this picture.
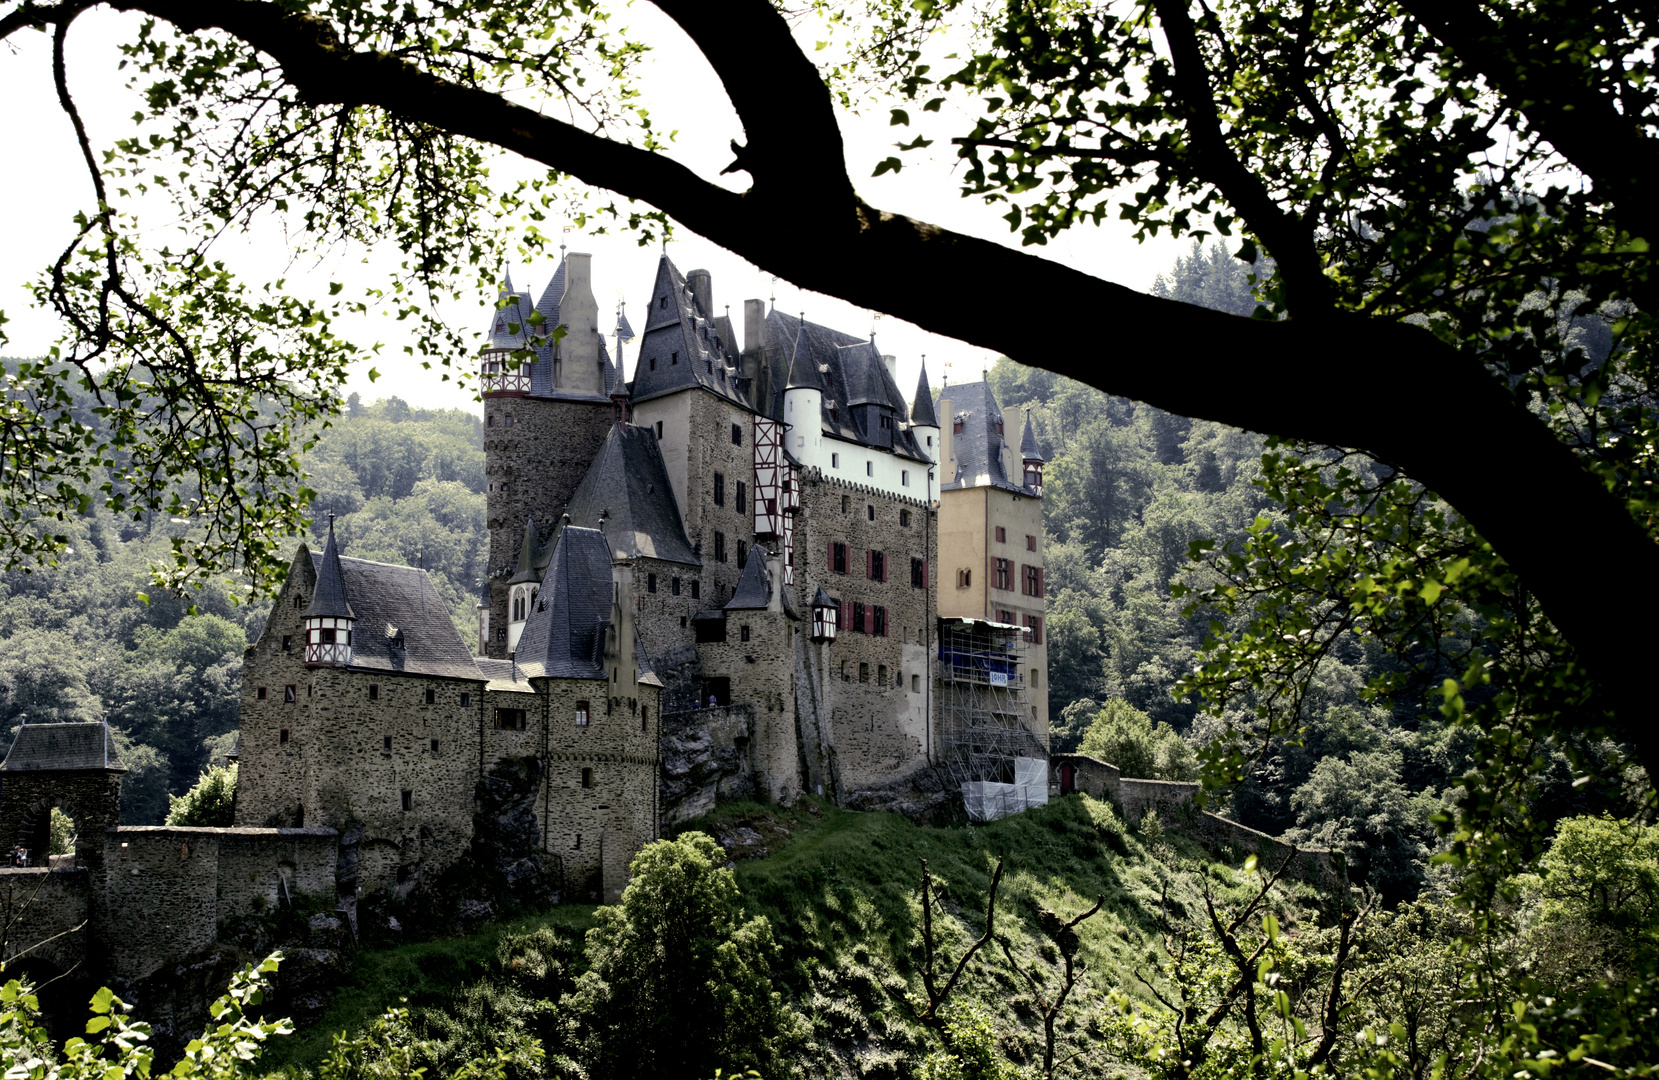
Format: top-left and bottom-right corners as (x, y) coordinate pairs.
(0, 5), (1185, 412)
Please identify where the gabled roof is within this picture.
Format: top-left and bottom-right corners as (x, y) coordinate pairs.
(0, 721), (125, 772)
(304, 521), (354, 619)
(563, 423), (700, 566)
(513, 525), (612, 680)
(940, 380), (1031, 494)
(629, 255), (743, 406)
(724, 549), (773, 610)
(1019, 410), (1046, 463)
(310, 551), (483, 679)
(811, 585), (836, 609)
(911, 362), (939, 428)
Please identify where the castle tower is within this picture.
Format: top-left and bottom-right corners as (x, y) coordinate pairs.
(482, 255), (615, 658)
(1019, 409), (1046, 495)
(304, 518), (355, 665)
(781, 318), (823, 462)
(910, 360), (940, 468)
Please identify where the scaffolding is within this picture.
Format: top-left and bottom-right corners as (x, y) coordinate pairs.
(936, 618), (1049, 820)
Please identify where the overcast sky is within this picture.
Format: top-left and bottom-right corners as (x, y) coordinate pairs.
(0, 6), (1186, 411)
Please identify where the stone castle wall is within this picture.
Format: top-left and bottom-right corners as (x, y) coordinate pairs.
(484, 396), (613, 658)
(1054, 754), (1337, 884)
(0, 867), (89, 972)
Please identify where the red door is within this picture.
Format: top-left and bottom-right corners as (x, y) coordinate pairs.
(1059, 761), (1076, 795)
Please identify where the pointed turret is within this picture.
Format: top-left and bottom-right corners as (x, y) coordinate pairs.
(1020, 409), (1046, 495)
(784, 317), (824, 391)
(911, 361), (939, 428)
(508, 518), (540, 586)
(506, 517), (541, 655)
(304, 517), (355, 665)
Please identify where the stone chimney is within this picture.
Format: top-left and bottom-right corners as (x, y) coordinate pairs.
(765, 549), (785, 614)
(882, 354), (898, 383)
(742, 298), (765, 380)
(559, 253), (602, 395)
(687, 268), (713, 318)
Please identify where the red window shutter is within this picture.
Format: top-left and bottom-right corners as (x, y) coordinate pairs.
(828, 540), (835, 572)
(1036, 567), (1044, 595)
(866, 548), (873, 578)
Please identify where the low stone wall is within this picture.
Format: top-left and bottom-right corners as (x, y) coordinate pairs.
(1053, 754), (1337, 886)
(96, 827), (337, 981)
(0, 867), (90, 972)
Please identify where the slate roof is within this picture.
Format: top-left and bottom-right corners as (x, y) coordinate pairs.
(1, 721), (124, 772)
(476, 657), (534, 692)
(508, 517), (541, 586)
(310, 550), (483, 679)
(940, 380), (1032, 494)
(724, 548), (773, 610)
(485, 268), (537, 352)
(562, 424), (700, 566)
(629, 255), (743, 407)
(513, 525), (612, 680)
(305, 521), (355, 619)
(911, 362), (939, 428)
(1019, 410), (1046, 462)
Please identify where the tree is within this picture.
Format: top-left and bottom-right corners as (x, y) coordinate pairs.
(1076, 700), (1197, 782)
(1, 0), (1656, 780)
(165, 761), (237, 826)
(567, 832), (800, 1080)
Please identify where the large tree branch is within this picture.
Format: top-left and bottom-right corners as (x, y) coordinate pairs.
(1400, 0), (1659, 250)
(21, 0), (1659, 776)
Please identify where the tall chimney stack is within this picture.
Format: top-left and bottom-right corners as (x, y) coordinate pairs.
(687, 268), (713, 318)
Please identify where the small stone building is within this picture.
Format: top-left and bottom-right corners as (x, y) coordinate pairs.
(0, 720), (124, 864)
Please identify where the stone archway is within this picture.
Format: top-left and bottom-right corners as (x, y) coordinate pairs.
(0, 722), (126, 867)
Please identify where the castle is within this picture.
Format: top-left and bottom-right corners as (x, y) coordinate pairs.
(0, 253), (1052, 980)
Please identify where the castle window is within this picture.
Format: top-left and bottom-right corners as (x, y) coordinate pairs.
(383, 735), (393, 751)
(488, 414), (496, 427)
(690, 580), (700, 599)
(672, 577), (681, 596)
(650, 356), (657, 371)
(494, 708), (527, 730)
(996, 526), (1006, 543)
(1024, 614), (1044, 644)
(866, 461), (873, 477)
(841, 495), (850, 514)
(830, 542), (848, 574)
(1031, 668), (1040, 687)
(900, 509), (911, 527)
(257, 686), (268, 700)
(956, 568), (971, 588)
(282, 635), (292, 652)
(460, 693), (471, 708)
(1027, 534), (1038, 551)
(852, 601), (866, 633)
(866, 504), (875, 521)
(581, 768), (593, 789)
(927, 435), (933, 447)
(369, 684), (379, 701)
(660, 296), (667, 309)
(575, 701), (590, 727)
(575, 834), (582, 849)
(641, 706), (649, 733)
(280, 728), (289, 746)
(308, 685), (314, 698)
(656, 421), (664, 438)
(740, 624), (751, 643)
(953, 419), (963, 434)
(731, 423), (743, 446)
(431, 739), (440, 752)
(671, 351), (678, 365)
(832, 453), (840, 468)
(681, 616), (688, 628)
(878, 664), (887, 685)
(840, 660), (849, 681)
(868, 549), (886, 581)
(648, 573), (657, 593)
(912, 674), (921, 693)
(858, 662), (869, 683)
(912, 558), (928, 589)
(998, 608), (1015, 623)
(294, 595), (303, 609)
(714, 531), (727, 563)
(874, 605), (888, 637)
(901, 470), (909, 487)
(1023, 564), (1044, 597)
(505, 414), (515, 428)
(996, 420), (1004, 434)
(994, 558), (1013, 591)
(401, 790), (413, 812)
(714, 472), (725, 506)
(284, 684), (297, 703)
(736, 481), (746, 513)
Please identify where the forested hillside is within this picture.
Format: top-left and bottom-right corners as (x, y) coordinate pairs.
(0, 392), (484, 824)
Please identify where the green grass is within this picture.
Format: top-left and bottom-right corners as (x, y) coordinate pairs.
(262, 904), (599, 1071)
(262, 794), (1325, 1077)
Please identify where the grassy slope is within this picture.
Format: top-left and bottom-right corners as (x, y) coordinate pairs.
(265, 795), (1325, 1078)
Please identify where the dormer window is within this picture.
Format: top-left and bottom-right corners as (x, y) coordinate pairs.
(953, 420), (964, 434)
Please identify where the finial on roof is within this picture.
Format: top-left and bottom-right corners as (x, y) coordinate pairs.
(561, 513), (571, 527)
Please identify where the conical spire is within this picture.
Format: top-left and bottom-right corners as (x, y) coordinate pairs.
(910, 360), (939, 427)
(1019, 408), (1045, 461)
(508, 517), (540, 585)
(785, 315), (824, 391)
(305, 516), (354, 619)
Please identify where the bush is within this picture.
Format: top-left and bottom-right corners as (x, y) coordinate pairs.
(1077, 700), (1197, 781)
(568, 832), (803, 1080)
(166, 762), (237, 826)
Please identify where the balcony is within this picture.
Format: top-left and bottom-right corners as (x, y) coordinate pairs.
(305, 642), (353, 666)
(481, 352), (531, 396)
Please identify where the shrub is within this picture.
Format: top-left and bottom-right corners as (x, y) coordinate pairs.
(166, 762), (238, 827)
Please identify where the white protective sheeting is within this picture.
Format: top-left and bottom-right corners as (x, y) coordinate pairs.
(961, 757), (1050, 822)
